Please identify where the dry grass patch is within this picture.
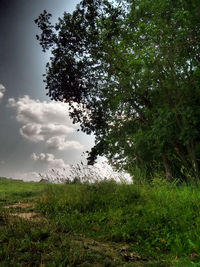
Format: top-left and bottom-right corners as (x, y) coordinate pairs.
(4, 202), (35, 209)
(3, 202), (46, 222)
(10, 212), (42, 221)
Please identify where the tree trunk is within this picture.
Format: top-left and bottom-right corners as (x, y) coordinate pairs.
(186, 140), (199, 179)
(173, 141), (191, 170)
(162, 153), (173, 181)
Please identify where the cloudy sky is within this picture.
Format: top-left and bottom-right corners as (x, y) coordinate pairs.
(0, 0), (95, 179)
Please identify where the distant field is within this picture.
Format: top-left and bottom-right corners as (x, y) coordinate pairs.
(0, 177), (200, 266)
(0, 177), (48, 204)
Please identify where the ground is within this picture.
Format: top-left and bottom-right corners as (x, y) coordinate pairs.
(0, 177), (198, 266)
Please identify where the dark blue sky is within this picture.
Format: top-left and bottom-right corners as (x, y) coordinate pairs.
(0, 0), (95, 179)
(0, 0), (80, 99)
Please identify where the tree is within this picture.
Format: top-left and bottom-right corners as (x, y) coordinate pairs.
(35, 0), (200, 181)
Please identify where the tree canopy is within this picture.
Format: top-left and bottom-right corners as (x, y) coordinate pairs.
(35, 0), (200, 181)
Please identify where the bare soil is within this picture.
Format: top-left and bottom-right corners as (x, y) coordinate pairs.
(4, 202), (35, 209)
(3, 202), (44, 222)
(3, 202), (149, 265)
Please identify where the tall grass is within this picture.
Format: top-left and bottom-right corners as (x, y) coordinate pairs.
(38, 161), (131, 184)
(37, 178), (200, 263)
(1, 176), (200, 265)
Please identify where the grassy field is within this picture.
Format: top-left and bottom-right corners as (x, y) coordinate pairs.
(1, 177), (200, 266)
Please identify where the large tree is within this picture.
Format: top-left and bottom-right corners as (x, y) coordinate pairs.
(35, 0), (200, 181)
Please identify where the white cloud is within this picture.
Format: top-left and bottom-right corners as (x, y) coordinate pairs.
(20, 123), (74, 143)
(46, 136), (84, 151)
(8, 95), (84, 150)
(31, 152), (69, 169)
(8, 95), (70, 124)
(20, 123), (44, 142)
(12, 172), (41, 182)
(0, 84), (6, 99)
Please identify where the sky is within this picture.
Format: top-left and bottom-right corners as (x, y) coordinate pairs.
(0, 0), (97, 180)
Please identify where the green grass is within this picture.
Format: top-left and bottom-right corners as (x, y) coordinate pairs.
(1, 177), (200, 266)
(0, 177), (48, 204)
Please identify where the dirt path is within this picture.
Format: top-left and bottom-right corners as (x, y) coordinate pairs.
(3, 202), (149, 266)
(73, 235), (148, 265)
(4, 203), (35, 209)
(3, 202), (44, 222)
